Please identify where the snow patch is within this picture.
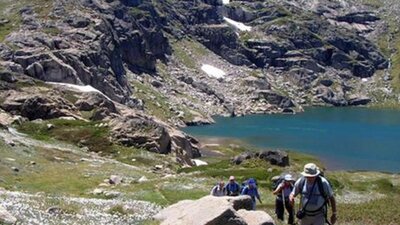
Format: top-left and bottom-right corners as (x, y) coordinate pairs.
(47, 82), (111, 101)
(201, 64), (226, 79)
(223, 17), (251, 32)
(222, 0), (230, 4)
(362, 78), (368, 82)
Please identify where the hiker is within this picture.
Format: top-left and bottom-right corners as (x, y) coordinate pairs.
(225, 176), (241, 196)
(273, 174), (295, 224)
(289, 163), (337, 225)
(210, 180), (226, 196)
(241, 178), (262, 210)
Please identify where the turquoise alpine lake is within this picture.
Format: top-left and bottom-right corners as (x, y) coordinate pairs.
(182, 107), (400, 173)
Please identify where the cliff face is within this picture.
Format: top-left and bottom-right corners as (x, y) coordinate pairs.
(0, 0), (399, 159)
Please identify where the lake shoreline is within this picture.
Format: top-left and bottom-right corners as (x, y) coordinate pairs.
(183, 107), (400, 173)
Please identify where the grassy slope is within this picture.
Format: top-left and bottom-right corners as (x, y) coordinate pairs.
(0, 119), (399, 225)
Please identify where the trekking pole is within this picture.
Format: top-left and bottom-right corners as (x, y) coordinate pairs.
(282, 189), (286, 221)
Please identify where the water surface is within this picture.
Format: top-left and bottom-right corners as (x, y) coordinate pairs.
(183, 107), (400, 172)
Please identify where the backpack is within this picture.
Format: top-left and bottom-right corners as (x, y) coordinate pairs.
(271, 175), (294, 192)
(271, 175), (283, 190)
(298, 175), (332, 200)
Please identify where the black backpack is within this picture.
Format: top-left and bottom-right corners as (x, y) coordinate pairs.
(298, 175), (332, 200)
(271, 175), (284, 191)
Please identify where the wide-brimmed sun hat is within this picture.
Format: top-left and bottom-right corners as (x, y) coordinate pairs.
(229, 176), (235, 180)
(301, 163), (320, 177)
(284, 174), (294, 181)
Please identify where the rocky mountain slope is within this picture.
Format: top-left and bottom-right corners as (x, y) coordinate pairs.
(1, 0), (399, 121)
(0, 0), (400, 167)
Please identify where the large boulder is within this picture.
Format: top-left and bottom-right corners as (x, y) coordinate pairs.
(232, 150), (289, 167)
(75, 92), (118, 120)
(0, 91), (78, 120)
(236, 209), (274, 225)
(0, 205), (17, 224)
(169, 130), (201, 160)
(154, 195), (274, 225)
(110, 116), (172, 154)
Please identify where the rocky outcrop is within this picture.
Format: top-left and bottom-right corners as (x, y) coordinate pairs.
(110, 116), (172, 154)
(75, 92), (118, 121)
(154, 195), (275, 225)
(110, 115), (200, 164)
(253, 90), (295, 109)
(232, 150), (289, 167)
(0, 91), (79, 120)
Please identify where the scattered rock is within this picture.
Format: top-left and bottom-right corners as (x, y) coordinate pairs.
(109, 175), (123, 185)
(0, 205), (17, 225)
(46, 206), (63, 215)
(191, 159), (208, 166)
(93, 188), (104, 195)
(6, 140), (15, 147)
(11, 167), (19, 172)
(104, 191), (121, 198)
(154, 165), (164, 170)
(47, 123), (54, 130)
(138, 176), (148, 183)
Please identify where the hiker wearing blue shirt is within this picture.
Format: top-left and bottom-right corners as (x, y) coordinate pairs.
(241, 178), (262, 210)
(225, 176), (241, 196)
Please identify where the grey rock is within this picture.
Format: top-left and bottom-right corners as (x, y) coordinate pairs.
(347, 95), (371, 106)
(46, 206), (63, 215)
(232, 150), (289, 167)
(109, 175), (123, 185)
(0, 71), (16, 83)
(0, 205), (17, 225)
(254, 90), (295, 109)
(154, 196), (261, 225)
(236, 209), (275, 225)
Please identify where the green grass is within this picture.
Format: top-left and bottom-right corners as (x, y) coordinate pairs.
(360, 0), (384, 8)
(0, 0), (22, 42)
(338, 196), (400, 225)
(391, 37), (400, 91)
(132, 80), (175, 121)
(17, 119), (112, 153)
(171, 38), (208, 69)
(43, 27), (61, 36)
(108, 205), (127, 215)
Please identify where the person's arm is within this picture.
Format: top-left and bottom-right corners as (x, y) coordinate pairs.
(240, 186), (246, 195)
(289, 179), (300, 206)
(256, 188), (262, 203)
(329, 196), (337, 224)
(224, 184), (230, 195)
(233, 183), (240, 195)
(272, 183), (283, 195)
(210, 186), (216, 196)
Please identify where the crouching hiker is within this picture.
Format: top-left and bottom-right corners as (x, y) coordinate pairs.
(273, 174), (295, 225)
(241, 178), (262, 210)
(289, 163), (337, 225)
(225, 176), (241, 196)
(210, 181), (226, 196)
